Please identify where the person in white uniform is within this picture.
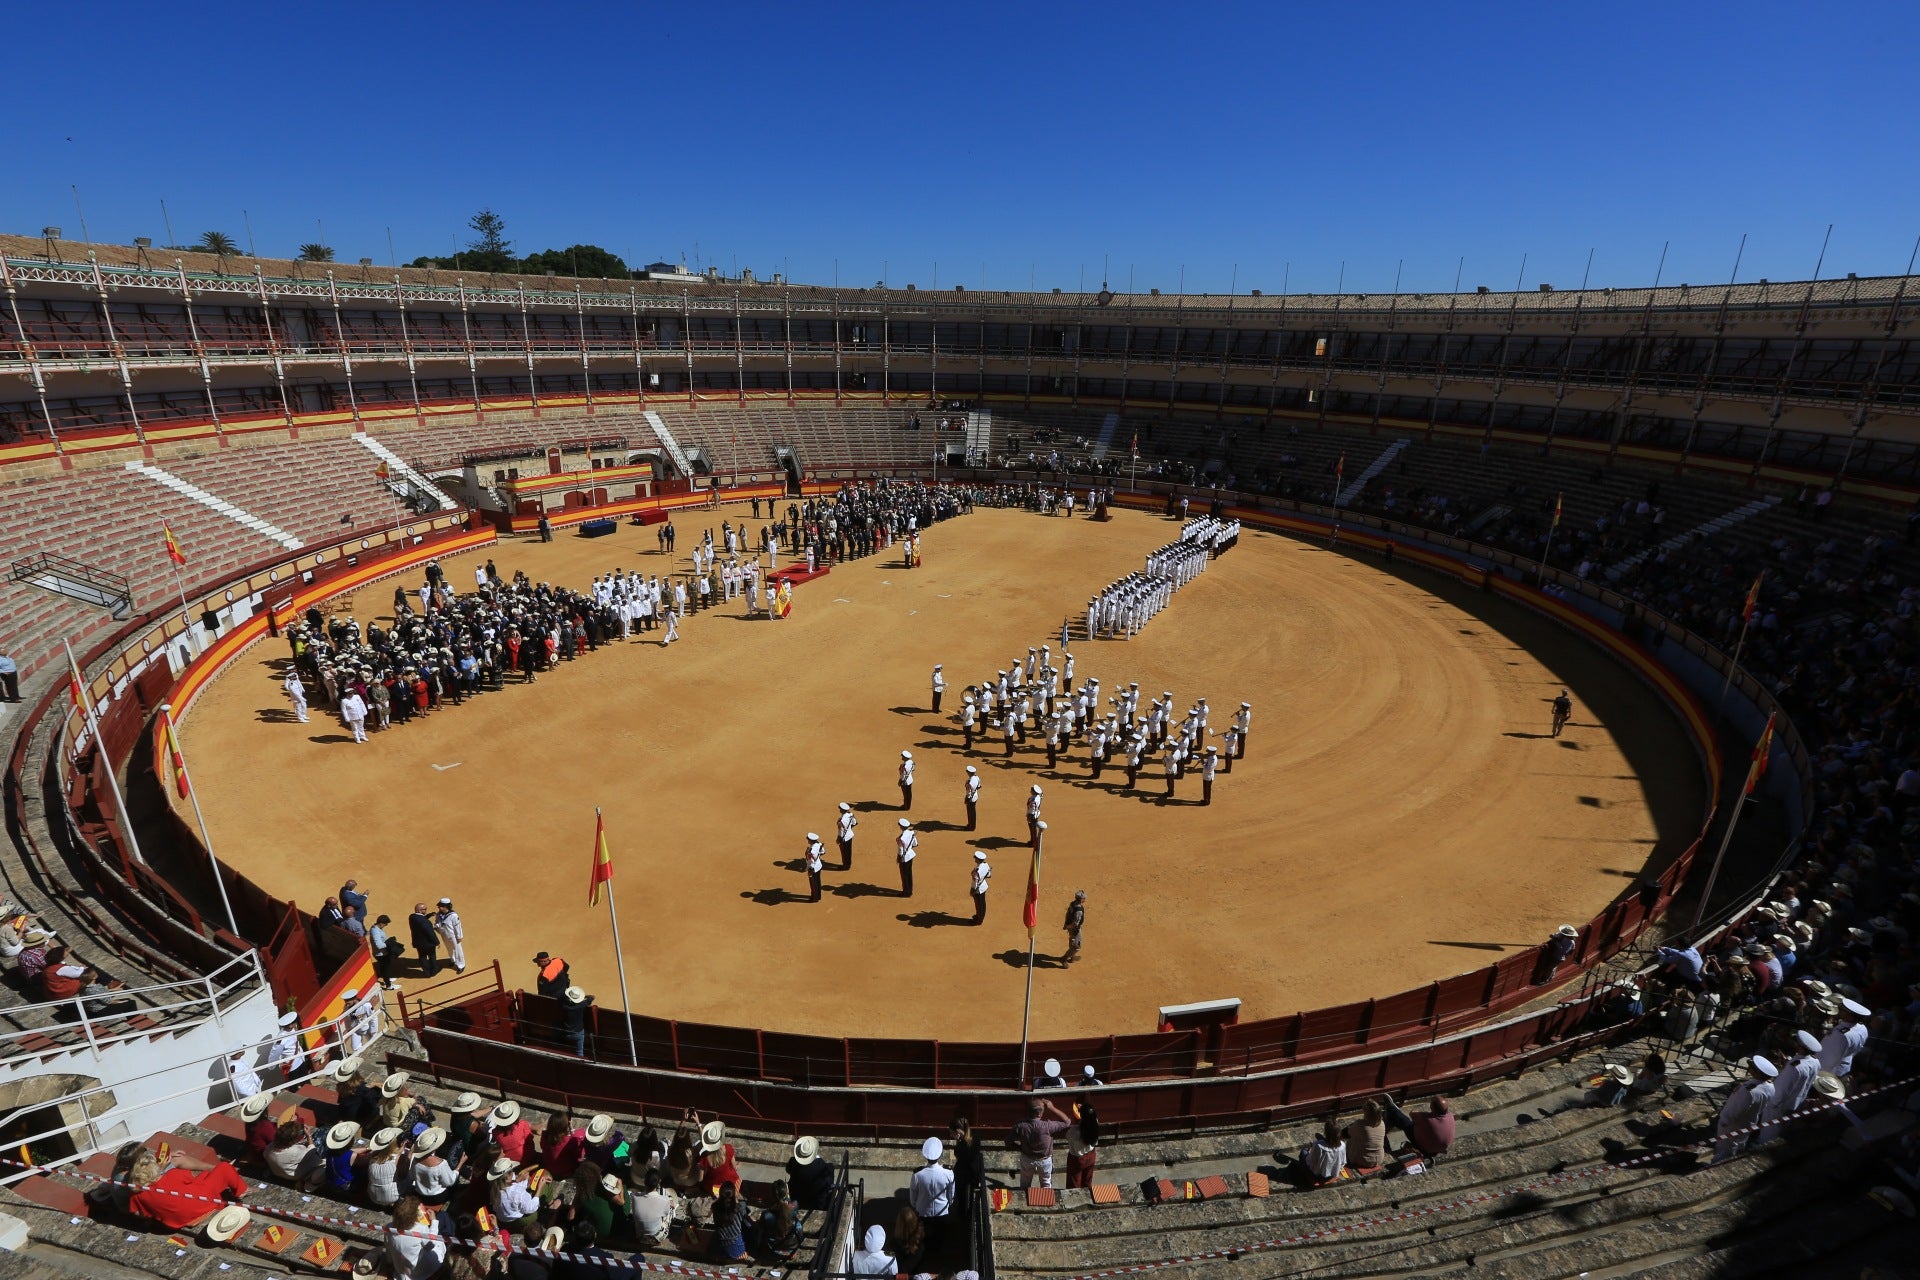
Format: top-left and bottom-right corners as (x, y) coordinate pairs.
(1713, 1056), (1777, 1162)
(969, 851), (991, 925)
(285, 671), (309, 723)
(340, 689), (369, 743)
(434, 898), (466, 974)
(1819, 999), (1871, 1076)
(895, 819), (918, 898)
(836, 802), (858, 870)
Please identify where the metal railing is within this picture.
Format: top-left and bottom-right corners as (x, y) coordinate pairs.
(0, 950), (264, 1065)
(0, 987), (387, 1185)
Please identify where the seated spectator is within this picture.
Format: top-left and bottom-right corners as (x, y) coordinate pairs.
(386, 1195), (447, 1280)
(365, 1127), (408, 1208)
(1378, 1094), (1455, 1158)
(380, 1072), (432, 1134)
(787, 1135), (834, 1210)
(126, 1148), (250, 1231)
(1582, 1063), (1633, 1108)
(706, 1181), (750, 1263)
(0, 907), (45, 961)
(263, 1118), (321, 1189)
(754, 1178), (803, 1260)
(333, 1061), (381, 1131)
(320, 1122), (361, 1196)
(851, 1224), (896, 1277)
(695, 1118), (740, 1190)
(15, 928), (54, 984)
(1296, 1120), (1346, 1184)
(624, 1167), (674, 1250)
(239, 1094), (278, 1162)
(581, 1114), (624, 1177)
(408, 1127), (460, 1209)
(1343, 1100), (1388, 1172)
(489, 1158), (542, 1235)
(1655, 943), (1704, 988)
(1628, 1053), (1668, 1097)
(446, 1092), (485, 1161)
(537, 1114), (587, 1179)
(487, 1100), (533, 1164)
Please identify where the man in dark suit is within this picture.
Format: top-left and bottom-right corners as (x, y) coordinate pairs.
(409, 903), (441, 977)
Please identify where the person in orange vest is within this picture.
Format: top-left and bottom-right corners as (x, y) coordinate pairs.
(533, 951), (570, 1000)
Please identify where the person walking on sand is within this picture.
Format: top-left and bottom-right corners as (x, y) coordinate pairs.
(1062, 891), (1086, 964)
(1551, 689), (1573, 737)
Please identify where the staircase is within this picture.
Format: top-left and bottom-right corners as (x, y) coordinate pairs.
(9, 554), (133, 618)
(1337, 438), (1409, 506)
(642, 410), (697, 478)
(965, 409), (994, 465)
(1089, 411), (1122, 462)
(354, 433), (457, 511)
(123, 464), (302, 551)
(1607, 495), (1783, 580)
(1463, 502), (1511, 535)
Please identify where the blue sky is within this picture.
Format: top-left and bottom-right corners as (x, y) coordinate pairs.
(7, 1), (1916, 294)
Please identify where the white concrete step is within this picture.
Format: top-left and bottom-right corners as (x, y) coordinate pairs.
(124, 463), (303, 550)
(1608, 495), (1782, 580)
(354, 433), (458, 510)
(1338, 438), (1409, 506)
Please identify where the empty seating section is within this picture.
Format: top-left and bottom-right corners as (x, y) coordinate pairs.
(0, 467), (286, 679)
(653, 401), (936, 472)
(160, 438), (410, 547)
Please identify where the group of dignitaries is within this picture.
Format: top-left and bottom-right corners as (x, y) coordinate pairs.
(278, 558), (702, 741)
(1086, 515), (1241, 640)
(753, 479), (974, 572)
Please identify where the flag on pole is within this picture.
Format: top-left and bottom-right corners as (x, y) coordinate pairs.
(162, 522), (187, 566)
(67, 650), (85, 712)
(374, 461), (391, 482)
(1130, 429), (1139, 459)
(159, 707), (191, 798)
(1022, 846), (1040, 936)
(1743, 713), (1776, 797)
(1551, 493), (1563, 530)
(1335, 453), (1345, 483)
(588, 812), (614, 907)
(1742, 572), (1764, 624)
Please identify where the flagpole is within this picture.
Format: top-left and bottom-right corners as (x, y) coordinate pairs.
(63, 638), (147, 867)
(1017, 824), (1045, 1085)
(160, 702), (239, 935)
(162, 525), (197, 653)
(1692, 714), (1774, 928)
(1535, 494), (1561, 584)
(599, 807), (640, 1066)
(1717, 618), (1752, 712)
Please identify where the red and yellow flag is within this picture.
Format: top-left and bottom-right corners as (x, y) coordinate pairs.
(588, 812), (614, 907)
(1551, 493), (1563, 530)
(159, 706), (191, 799)
(162, 522), (187, 567)
(66, 651), (85, 714)
(1022, 846), (1040, 936)
(1743, 713), (1776, 797)
(375, 461), (391, 481)
(1742, 572), (1764, 624)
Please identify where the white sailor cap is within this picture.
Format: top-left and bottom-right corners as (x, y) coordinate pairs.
(973, 851), (987, 861)
(1841, 998), (1871, 1018)
(898, 818), (912, 828)
(901, 750), (913, 758)
(1796, 1030), (1822, 1053)
(806, 833), (820, 842)
(965, 766), (977, 774)
(1750, 1055), (1778, 1078)
(838, 802), (851, 812)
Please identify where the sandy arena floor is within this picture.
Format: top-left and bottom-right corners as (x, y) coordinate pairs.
(179, 504), (1704, 1041)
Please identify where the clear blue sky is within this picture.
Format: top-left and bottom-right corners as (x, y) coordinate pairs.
(7, 1), (1917, 294)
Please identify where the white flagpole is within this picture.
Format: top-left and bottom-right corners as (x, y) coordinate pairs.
(63, 638), (147, 866)
(159, 702), (239, 935)
(162, 526), (197, 653)
(1718, 615), (1753, 711)
(1016, 824), (1045, 1085)
(599, 807), (640, 1066)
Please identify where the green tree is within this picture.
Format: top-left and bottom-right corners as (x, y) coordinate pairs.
(297, 243), (335, 262)
(195, 231), (239, 257)
(521, 245), (630, 279)
(462, 208), (515, 273)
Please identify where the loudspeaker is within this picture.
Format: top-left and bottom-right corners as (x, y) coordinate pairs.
(200, 610), (220, 634)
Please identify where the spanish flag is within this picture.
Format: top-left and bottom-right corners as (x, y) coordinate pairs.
(162, 522), (187, 566)
(66, 651), (85, 713)
(1022, 846), (1040, 936)
(1742, 572), (1764, 624)
(1551, 493), (1563, 530)
(1743, 713), (1775, 797)
(588, 811), (614, 907)
(159, 706), (191, 799)
(375, 461), (391, 482)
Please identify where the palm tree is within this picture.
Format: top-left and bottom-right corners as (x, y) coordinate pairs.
(297, 243), (335, 262)
(195, 231), (238, 257)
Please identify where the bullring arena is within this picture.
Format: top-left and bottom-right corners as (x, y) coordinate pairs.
(0, 240), (1912, 1280)
(182, 503), (1703, 1041)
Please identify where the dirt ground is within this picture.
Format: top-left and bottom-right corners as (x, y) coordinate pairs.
(179, 505), (1704, 1041)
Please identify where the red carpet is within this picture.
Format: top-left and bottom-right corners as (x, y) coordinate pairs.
(771, 564), (832, 586)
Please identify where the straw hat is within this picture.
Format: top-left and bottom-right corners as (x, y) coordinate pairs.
(412, 1127), (446, 1157)
(325, 1122), (361, 1151)
(369, 1127), (402, 1152)
(450, 1092), (483, 1115)
(380, 1072), (410, 1098)
(564, 986), (588, 1005)
(1812, 1073), (1846, 1100)
(488, 1157), (520, 1182)
(489, 1101), (521, 1127)
(1604, 1064), (1633, 1086)
(585, 1114), (614, 1144)
(204, 1204), (252, 1242)
(699, 1120), (727, 1154)
(238, 1094), (272, 1123)
(600, 1173), (623, 1196)
(539, 1226), (566, 1250)
(1555, 925), (1578, 939)
(792, 1136), (820, 1166)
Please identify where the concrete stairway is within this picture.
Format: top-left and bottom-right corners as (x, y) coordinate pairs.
(642, 410), (696, 478)
(354, 433), (458, 511)
(123, 463), (302, 551)
(1336, 438), (1410, 506)
(1607, 495), (1783, 580)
